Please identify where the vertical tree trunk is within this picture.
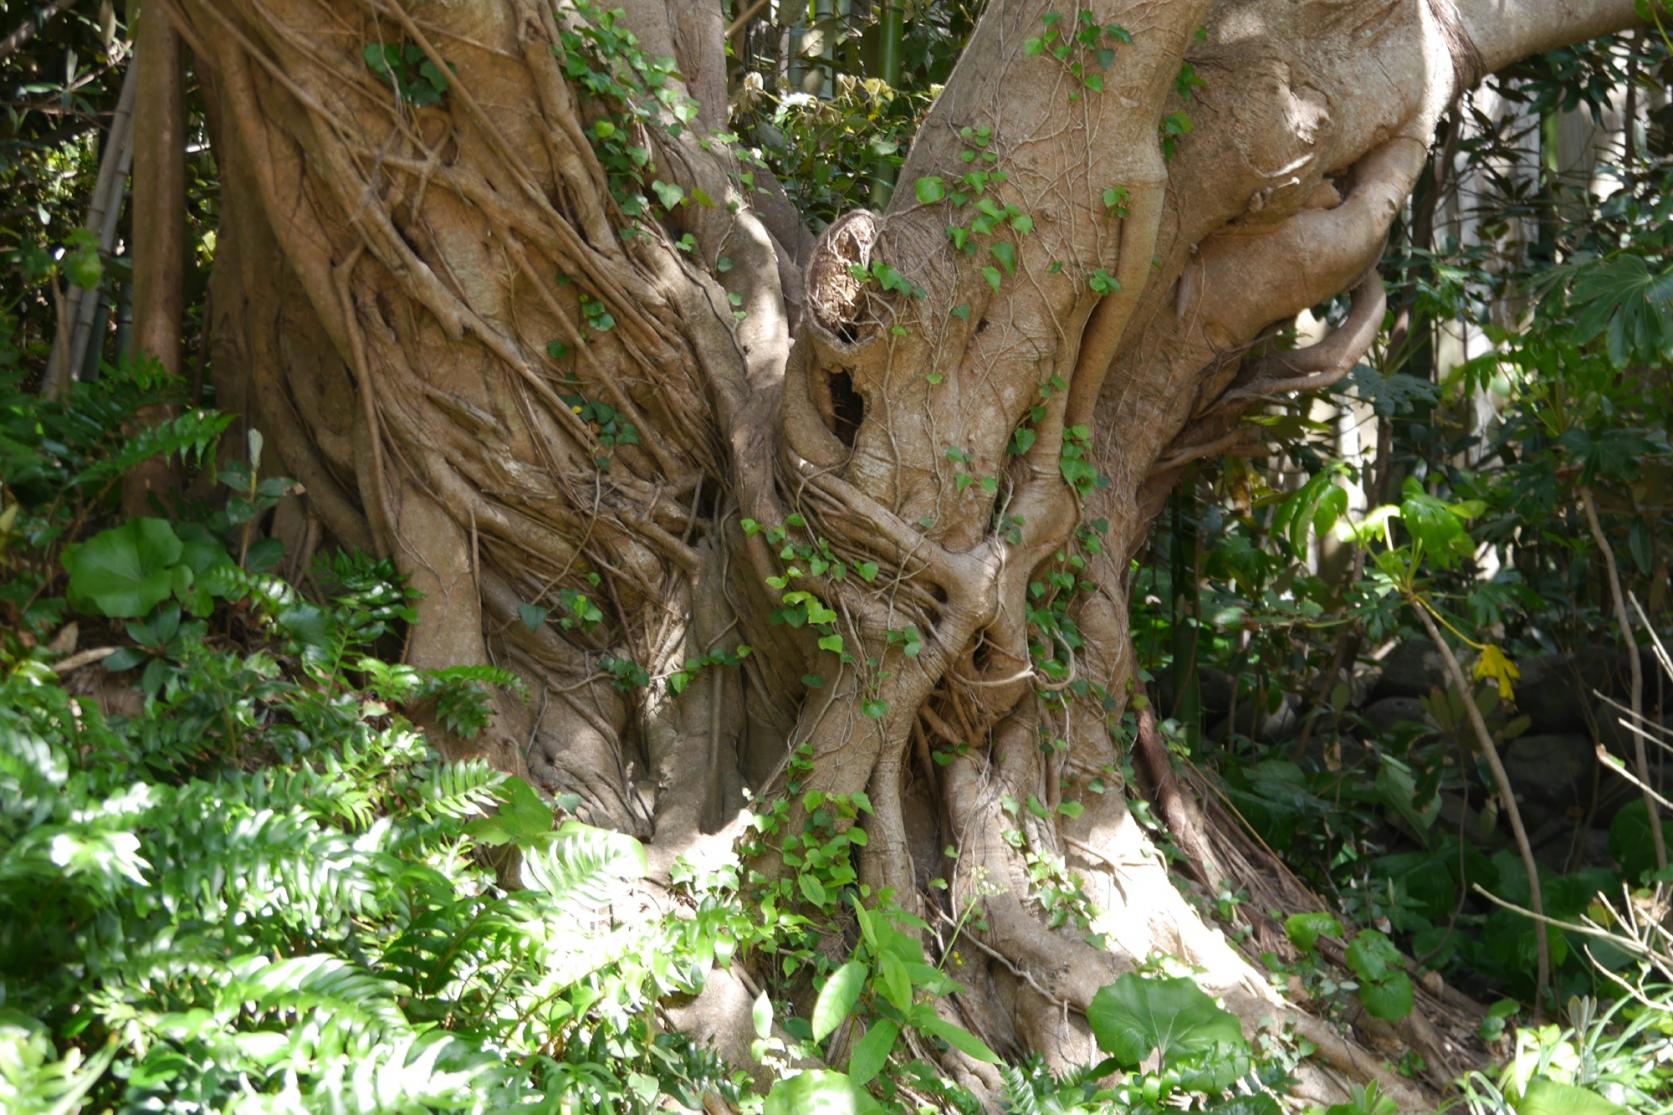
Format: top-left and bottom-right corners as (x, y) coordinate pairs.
(123, 8), (188, 515)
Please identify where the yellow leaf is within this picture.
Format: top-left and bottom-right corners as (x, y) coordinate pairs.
(1474, 643), (1520, 701)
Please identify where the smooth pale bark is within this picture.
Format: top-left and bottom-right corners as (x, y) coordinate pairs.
(159, 0), (1642, 1106)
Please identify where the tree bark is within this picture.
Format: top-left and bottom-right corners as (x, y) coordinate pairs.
(157, 0), (1644, 1106)
(123, 8), (188, 515)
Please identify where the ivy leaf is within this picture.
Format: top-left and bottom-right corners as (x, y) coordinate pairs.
(914, 176), (946, 204)
(982, 266), (1002, 292)
(990, 240), (1016, 276)
(63, 518), (184, 618)
(517, 603), (549, 632)
(650, 180), (685, 210)
(811, 961), (868, 1041)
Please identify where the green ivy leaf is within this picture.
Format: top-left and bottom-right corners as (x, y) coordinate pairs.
(914, 176), (946, 204)
(650, 180), (685, 209)
(989, 241), (1016, 275)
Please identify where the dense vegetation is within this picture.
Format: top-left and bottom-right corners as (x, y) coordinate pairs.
(4, 1), (1673, 1112)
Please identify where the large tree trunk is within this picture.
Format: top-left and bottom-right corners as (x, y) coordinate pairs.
(158, 0), (1641, 1106)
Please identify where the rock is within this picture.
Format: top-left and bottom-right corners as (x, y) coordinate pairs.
(1513, 654), (1590, 734)
(1501, 733), (1593, 811)
(1370, 641), (1448, 700)
(1154, 663), (1236, 721)
(1359, 696), (1435, 736)
(1213, 692), (1301, 743)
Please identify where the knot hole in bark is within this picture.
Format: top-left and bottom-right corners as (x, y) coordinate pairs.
(807, 210), (879, 344)
(817, 368), (865, 447)
(805, 210), (882, 446)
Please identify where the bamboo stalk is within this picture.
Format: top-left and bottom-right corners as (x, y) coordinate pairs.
(42, 62), (138, 398)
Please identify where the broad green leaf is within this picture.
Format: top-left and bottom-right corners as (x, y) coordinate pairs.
(1375, 755), (1440, 834)
(811, 960), (868, 1042)
(1399, 479), (1470, 569)
(1356, 971), (1413, 1021)
(1086, 974), (1247, 1083)
(846, 1019), (898, 1085)
(990, 241), (1016, 276)
(877, 950), (913, 1014)
(63, 518), (183, 618)
(466, 776), (553, 845)
(1517, 1077), (1624, 1115)
(910, 1006), (1000, 1063)
(1343, 930), (1401, 982)
(1284, 912), (1342, 953)
(764, 1070), (881, 1115)
(799, 873), (828, 905)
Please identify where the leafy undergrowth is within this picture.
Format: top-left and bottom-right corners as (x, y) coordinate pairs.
(0, 365), (1325, 1113)
(4, 366), (1665, 1113)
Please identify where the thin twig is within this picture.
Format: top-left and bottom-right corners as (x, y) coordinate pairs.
(1581, 486), (1662, 870)
(51, 647), (120, 674)
(1413, 602), (1549, 1011)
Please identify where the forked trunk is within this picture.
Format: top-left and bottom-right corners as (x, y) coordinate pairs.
(160, 0), (1642, 1106)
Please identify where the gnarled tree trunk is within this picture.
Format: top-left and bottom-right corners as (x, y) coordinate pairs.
(158, 0), (1641, 1106)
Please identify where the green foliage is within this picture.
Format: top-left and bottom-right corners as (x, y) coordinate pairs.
(0, 377), (758, 1114)
(1087, 973), (1250, 1091)
(362, 42), (454, 107)
(1342, 931), (1415, 1022)
(555, 0), (700, 221)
